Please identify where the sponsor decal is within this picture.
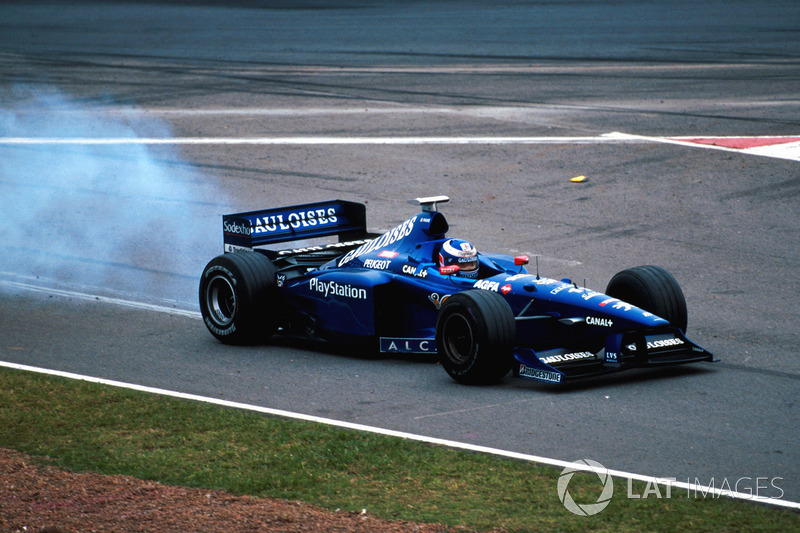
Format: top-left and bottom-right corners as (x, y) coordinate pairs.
(605, 351), (618, 362)
(204, 316), (236, 337)
(586, 316), (613, 327)
(402, 264), (428, 278)
(540, 351), (595, 365)
(505, 273), (537, 282)
(276, 238), (372, 256)
(378, 250), (399, 258)
(428, 292), (451, 309)
(276, 273), (286, 288)
(501, 284), (512, 295)
(252, 207), (339, 234)
(506, 274), (558, 288)
(627, 337), (685, 351)
(223, 220), (251, 236)
(223, 243), (252, 253)
(337, 216), (417, 266)
(309, 277), (367, 300)
(363, 258), (391, 270)
(599, 297), (638, 311)
(551, 284), (570, 295)
(473, 279), (500, 292)
(519, 365), (563, 383)
(442, 239), (477, 259)
(575, 288), (602, 301)
(556, 285), (604, 301)
(439, 265), (460, 276)
(279, 245), (323, 254)
(380, 338), (436, 354)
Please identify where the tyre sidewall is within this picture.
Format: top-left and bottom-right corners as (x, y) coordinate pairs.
(437, 296), (484, 378)
(200, 260), (241, 339)
(436, 290), (515, 384)
(199, 252), (278, 344)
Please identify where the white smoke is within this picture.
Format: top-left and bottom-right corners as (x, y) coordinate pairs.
(0, 86), (226, 305)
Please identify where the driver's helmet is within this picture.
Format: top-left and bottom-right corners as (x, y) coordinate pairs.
(439, 239), (479, 278)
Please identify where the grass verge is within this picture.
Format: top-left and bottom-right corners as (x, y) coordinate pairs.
(0, 367), (797, 532)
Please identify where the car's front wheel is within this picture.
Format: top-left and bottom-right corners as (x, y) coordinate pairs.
(199, 251), (280, 344)
(605, 265), (688, 331)
(435, 290), (516, 385)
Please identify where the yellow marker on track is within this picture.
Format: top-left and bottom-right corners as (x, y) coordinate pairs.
(570, 175), (588, 183)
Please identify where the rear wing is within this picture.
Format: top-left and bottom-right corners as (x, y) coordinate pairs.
(222, 200), (368, 252)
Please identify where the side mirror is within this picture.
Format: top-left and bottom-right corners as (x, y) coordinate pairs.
(514, 255), (529, 266)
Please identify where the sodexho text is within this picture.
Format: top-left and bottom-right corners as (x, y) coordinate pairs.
(223, 220), (250, 236)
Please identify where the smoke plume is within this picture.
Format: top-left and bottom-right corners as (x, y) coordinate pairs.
(0, 85), (225, 306)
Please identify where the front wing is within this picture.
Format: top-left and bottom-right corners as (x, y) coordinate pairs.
(513, 328), (714, 384)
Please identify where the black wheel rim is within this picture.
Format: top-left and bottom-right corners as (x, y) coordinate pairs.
(442, 312), (475, 364)
(206, 275), (236, 327)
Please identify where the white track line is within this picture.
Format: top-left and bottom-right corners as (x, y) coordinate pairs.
(3, 133), (797, 161)
(0, 135), (626, 145)
(0, 280), (797, 510)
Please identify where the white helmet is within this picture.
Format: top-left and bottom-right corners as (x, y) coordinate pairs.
(439, 239), (479, 278)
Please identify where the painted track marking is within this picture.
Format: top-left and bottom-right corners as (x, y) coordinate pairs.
(2, 133), (798, 160)
(605, 132), (800, 162)
(0, 135), (627, 145)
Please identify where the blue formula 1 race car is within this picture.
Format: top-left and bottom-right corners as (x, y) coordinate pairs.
(199, 196), (714, 385)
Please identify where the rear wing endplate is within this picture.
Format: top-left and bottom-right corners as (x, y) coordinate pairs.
(222, 200), (368, 251)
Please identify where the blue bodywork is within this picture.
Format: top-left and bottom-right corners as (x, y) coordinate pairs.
(219, 198), (714, 384)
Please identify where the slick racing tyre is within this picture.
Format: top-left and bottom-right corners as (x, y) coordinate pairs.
(199, 251), (281, 344)
(605, 265), (688, 332)
(435, 290), (516, 385)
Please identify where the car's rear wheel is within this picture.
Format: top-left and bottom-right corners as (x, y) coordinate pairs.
(605, 265), (688, 331)
(199, 251), (281, 344)
(436, 290), (516, 385)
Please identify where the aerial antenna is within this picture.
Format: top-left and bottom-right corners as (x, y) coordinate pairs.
(535, 255), (540, 279)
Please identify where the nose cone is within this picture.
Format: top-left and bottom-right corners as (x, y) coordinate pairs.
(538, 279), (670, 329)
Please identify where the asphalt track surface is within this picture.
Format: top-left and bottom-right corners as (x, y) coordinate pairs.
(1, 0), (800, 507)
